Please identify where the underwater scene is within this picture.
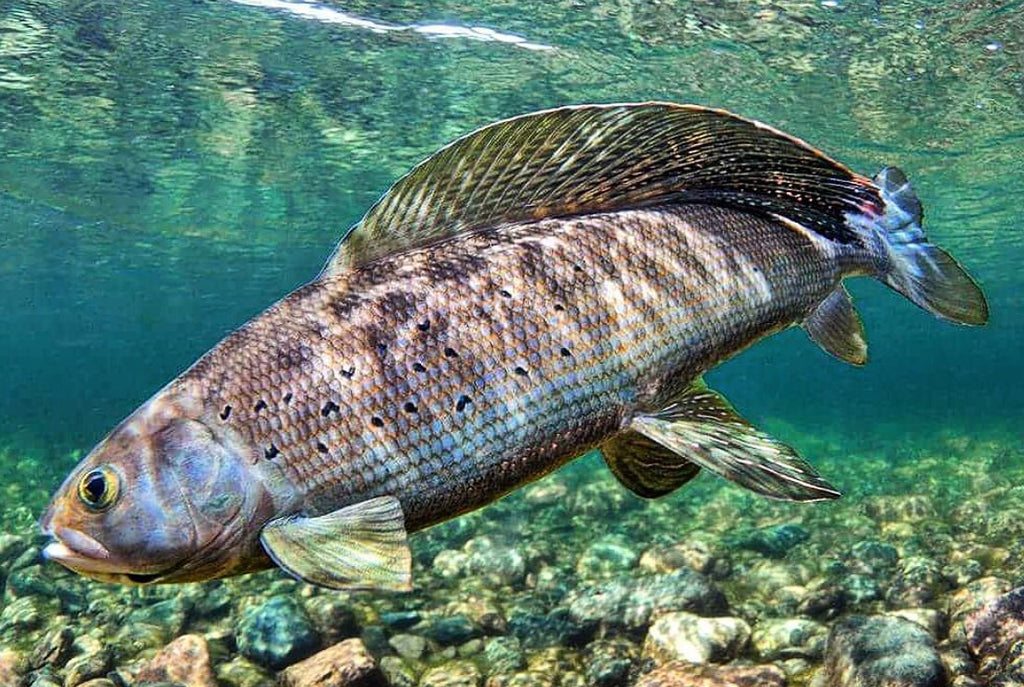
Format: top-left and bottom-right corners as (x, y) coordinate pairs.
(2, 1), (1024, 685)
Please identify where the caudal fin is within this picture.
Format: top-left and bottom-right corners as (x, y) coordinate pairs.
(865, 167), (988, 326)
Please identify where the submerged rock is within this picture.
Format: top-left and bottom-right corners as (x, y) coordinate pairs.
(0, 649), (25, 686)
(567, 569), (727, 632)
(964, 585), (1024, 683)
(388, 632), (428, 661)
(419, 659), (481, 687)
(583, 638), (636, 687)
(121, 634), (216, 687)
(507, 607), (582, 649)
(643, 611), (750, 665)
(485, 635), (525, 673)
(576, 536), (639, 579)
(420, 614), (482, 646)
(751, 617), (827, 661)
(28, 627), (73, 671)
(62, 646), (112, 687)
(635, 661), (786, 687)
(279, 638), (385, 687)
(303, 595), (360, 645)
(822, 615), (947, 687)
(236, 595), (321, 670)
(734, 523), (810, 558)
(464, 535), (526, 587)
(215, 655), (273, 687)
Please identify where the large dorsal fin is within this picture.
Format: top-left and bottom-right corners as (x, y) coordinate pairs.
(324, 102), (884, 274)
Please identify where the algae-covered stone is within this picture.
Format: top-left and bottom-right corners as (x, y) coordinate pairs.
(419, 659), (481, 687)
(823, 615), (947, 687)
(485, 635), (525, 673)
(216, 655), (273, 687)
(389, 632), (428, 661)
(62, 647), (112, 687)
(379, 655), (417, 687)
(237, 595), (321, 670)
(964, 585), (1024, 682)
(304, 595), (360, 645)
(575, 536), (638, 579)
(582, 639), (636, 687)
(734, 522), (810, 558)
(507, 607), (580, 649)
(464, 535), (526, 587)
(642, 612), (750, 665)
(28, 627), (73, 670)
(635, 661), (786, 687)
(420, 614), (482, 646)
(751, 617), (827, 661)
(567, 570), (727, 631)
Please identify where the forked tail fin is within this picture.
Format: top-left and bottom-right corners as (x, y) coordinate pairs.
(858, 167), (988, 326)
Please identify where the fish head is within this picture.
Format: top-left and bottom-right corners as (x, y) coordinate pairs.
(40, 388), (277, 584)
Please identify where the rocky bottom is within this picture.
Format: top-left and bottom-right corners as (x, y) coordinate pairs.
(1, 427), (1023, 687)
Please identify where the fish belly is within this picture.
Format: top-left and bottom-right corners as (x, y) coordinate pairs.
(190, 205), (852, 531)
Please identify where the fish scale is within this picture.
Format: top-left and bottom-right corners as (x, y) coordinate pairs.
(41, 104), (986, 589)
(182, 204), (843, 532)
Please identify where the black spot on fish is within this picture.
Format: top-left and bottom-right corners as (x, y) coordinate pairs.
(322, 401), (340, 417)
(417, 320), (430, 332)
(499, 289), (512, 298)
(265, 444), (280, 459)
(403, 401), (418, 414)
(283, 392), (293, 404)
(444, 347), (459, 358)
(316, 441), (329, 453)
(413, 362), (427, 373)
(573, 263), (583, 272)
(456, 395), (471, 412)
(514, 366), (529, 377)
(553, 303), (565, 312)
(341, 366), (355, 379)
(560, 346), (573, 357)
(254, 399), (267, 413)
(219, 405), (232, 421)
(377, 342), (388, 355)
(371, 416), (384, 428)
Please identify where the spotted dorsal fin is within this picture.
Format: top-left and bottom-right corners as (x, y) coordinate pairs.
(323, 102), (883, 275)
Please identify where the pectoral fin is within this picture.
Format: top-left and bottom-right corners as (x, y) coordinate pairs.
(629, 382), (840, 502)
(260, 496), (412, 591)
(803, 285), (867, 365)
(602, 430), (701, 498)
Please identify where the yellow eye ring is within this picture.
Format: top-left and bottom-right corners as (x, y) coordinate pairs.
(77, 466), (120, 511)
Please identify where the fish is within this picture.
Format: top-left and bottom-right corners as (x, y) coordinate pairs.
(40, 103), (988, 591)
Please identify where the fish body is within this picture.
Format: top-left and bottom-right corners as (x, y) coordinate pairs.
(41, 104), (987, 589)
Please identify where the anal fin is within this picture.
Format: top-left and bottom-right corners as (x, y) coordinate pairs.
(260, 496), (412, 591)
(803, 284), (867, 365)
(602, 430), (701, 498)
(629, 382), (840, 502)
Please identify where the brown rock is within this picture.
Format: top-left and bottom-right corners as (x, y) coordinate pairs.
(131, 634), (217, 687)
(0, 649), (25, 686)
(636, 661), (786, 687)
(279, 638), (385, 687)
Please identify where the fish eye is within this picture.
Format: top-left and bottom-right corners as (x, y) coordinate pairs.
(77, 466), (120, 511)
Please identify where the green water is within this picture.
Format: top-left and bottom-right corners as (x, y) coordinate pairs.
(1, 0), (1023, 684)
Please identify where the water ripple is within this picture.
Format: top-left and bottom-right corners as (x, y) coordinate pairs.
(227, 0), (558, 52)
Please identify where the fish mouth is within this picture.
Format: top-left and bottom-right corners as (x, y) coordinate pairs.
(42, 527), (172, 585)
